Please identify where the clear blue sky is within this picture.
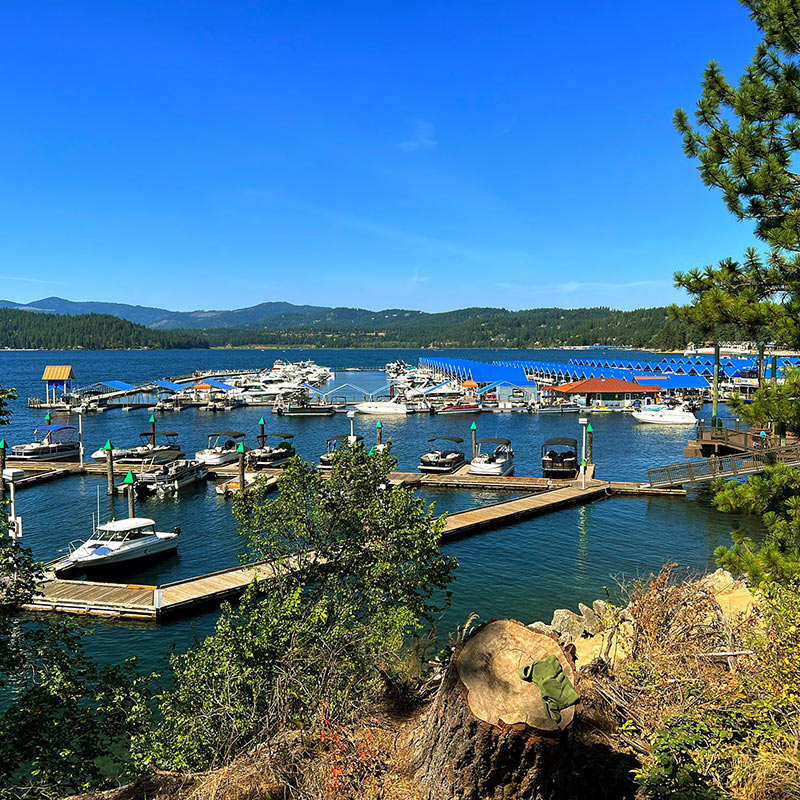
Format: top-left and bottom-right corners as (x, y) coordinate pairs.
(0, 0), (763, 312)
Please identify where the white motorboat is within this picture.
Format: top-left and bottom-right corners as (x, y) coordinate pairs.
(318, 434), (363, 470)
(246, 432), (296, 469)
(354, 399), (409, 415)
(468, 437), (515, 476)
(134, 459), (208, 496)
(632, 405), (698, 425)
(91, 432), (185, 465)
(10, 424), (80, 461)
(195, 431), (246, 465)
(50, 517), (180, 575)
(419, 437), (466, 474)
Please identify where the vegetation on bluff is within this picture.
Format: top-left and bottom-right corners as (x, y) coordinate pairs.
(0, 308), (208, 350)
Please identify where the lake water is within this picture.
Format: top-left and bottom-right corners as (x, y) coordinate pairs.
(0, 348), (759, 673)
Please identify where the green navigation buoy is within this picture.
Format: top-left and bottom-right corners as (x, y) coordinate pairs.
(103, 439), (113, 451)
(123, 470), (135, 485)
(470, 421), (478, 430)
(376, 420), (383, 429)
(236, 442), (246, 453)
(586, 423), (593, 433)
(45, 412), (52, 422)
(149, 414), (156, 424)
(259, 417), (265, 425)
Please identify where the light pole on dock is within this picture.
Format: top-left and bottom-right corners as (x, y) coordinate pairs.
(711, 342), (720, 430)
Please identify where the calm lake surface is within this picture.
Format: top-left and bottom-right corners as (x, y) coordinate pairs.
(0, 348), (760, 673)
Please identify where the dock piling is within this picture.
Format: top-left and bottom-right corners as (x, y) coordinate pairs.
(104, 440), (115, 496)
(376, 420), (382, 446)
(586, 423), (594, 465)
(258, 418), (265, 448)
(0, 439), (5, 497)
(471, 421), (477, 459)
(123, 470), (135, 517)
(149, 414), (156, 446)
(237, 443), (246, 494)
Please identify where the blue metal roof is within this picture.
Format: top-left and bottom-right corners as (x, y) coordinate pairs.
(100, 380), (136, 391)
(201, 378), (234, 391)
(420, 357), (537, 386)
(34, 424), (76, 432)
(152, 380), (184, 392)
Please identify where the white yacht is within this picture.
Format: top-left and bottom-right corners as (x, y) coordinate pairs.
(11, 424), (80, 461)
(354, 399), (409, 415)
(468, 437), (515, 476)
(195, 431), (246, 465)
(50, 517), (180, 574)
(632, 404), (698, 425)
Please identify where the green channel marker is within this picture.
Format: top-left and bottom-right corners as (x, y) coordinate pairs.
(45, 412), (52, 422)
(259, 417), (265, 425)
(0, 440), (5, 451)
(586, 423), (593, 433)
(236, 442), (246, 453)
(376, 420), (382, 429)
(470, 421), (477, 430)
(123, 470), (135, 485)
(149, 414), (156, 423)
(103, 439), (113, 451)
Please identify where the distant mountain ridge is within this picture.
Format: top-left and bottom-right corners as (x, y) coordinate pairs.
(0, 296), (344, 329)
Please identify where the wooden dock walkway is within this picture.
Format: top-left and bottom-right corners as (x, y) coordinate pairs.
(442, 484), (610, 538)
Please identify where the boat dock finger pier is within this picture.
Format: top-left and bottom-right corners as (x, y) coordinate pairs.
(20, 468), (682, 621)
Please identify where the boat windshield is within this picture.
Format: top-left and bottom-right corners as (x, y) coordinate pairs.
(92, 524), (155, 542)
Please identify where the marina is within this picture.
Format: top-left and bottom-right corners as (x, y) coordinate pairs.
(0, 347), (771, 672)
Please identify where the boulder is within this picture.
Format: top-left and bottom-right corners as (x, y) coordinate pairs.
(701, 568), (743, 595)
(526, 620), (556, 636)
(578, 602), (601, 635)
(550, 608), (586, 643)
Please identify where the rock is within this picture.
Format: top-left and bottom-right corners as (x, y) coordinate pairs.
(701, 568), (743, 595)
(550, 608), (586, 643)
(578, 602), (601, 635)
(592, 599), (613, 623)
(526, 620), (556, 636)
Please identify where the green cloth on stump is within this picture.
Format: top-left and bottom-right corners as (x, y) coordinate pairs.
(519, 654), (580, 723)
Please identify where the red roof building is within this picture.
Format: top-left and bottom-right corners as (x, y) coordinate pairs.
(553, 377), (661, 397)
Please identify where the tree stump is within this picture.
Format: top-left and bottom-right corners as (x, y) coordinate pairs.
(414, 619), (580, 800)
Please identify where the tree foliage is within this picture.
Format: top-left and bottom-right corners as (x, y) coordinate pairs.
(672, 0), (800, 346)
(713, 462), (800, 586)
(135, 444), (456, 772)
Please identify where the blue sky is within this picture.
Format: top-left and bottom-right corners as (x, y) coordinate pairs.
(0, 0), (763, 312)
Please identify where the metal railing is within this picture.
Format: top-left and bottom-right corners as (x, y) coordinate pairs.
(693, 421), (778, 452)
(648, 445), (800, 488)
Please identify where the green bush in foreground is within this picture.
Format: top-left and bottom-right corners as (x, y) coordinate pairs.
(134, 442), (456, 772)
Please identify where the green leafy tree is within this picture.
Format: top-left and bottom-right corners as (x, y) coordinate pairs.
(712, 462), (800, 586)
(136, 443), (456, 772)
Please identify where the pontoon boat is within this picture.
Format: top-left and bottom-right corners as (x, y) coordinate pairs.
(10, 425), (80, 461)
(419, 437), (466, 474)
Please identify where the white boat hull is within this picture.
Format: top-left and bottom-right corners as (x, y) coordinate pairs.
(195, 449), (240, 466)
(354, 402), (408, 415)
(468, 458), (515, 476)
(632, 410), (698, 425)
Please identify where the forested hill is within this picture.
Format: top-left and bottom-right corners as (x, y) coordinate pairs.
(203, 307), (730, 351)
(0, 304), (745, 350)
(0, 309), (209, 350)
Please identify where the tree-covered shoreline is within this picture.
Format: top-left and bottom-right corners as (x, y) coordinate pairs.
(0, 304), (757, 351)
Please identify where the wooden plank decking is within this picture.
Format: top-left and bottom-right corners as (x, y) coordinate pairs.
(442, 484), (610, 538)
